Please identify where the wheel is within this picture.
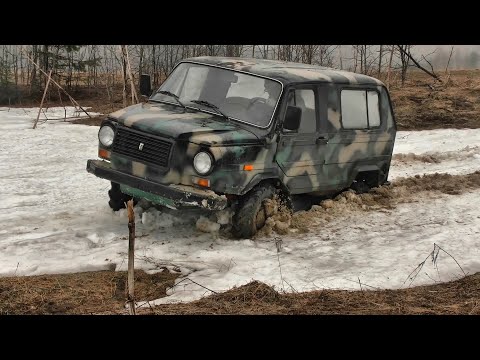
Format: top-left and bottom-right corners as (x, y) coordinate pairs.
(350, 180), (370, 194)
(232, 183), (276, 238)
(108, 182), (137, 211)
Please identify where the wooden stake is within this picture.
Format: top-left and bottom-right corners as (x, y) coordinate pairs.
(127, 199), (136, 315)
(33, 70), (52, 129)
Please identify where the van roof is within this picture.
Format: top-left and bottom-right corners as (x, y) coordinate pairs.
(182, 56), (385, 86)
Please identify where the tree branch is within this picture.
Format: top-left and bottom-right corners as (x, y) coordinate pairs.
(397, 46), (442, 82)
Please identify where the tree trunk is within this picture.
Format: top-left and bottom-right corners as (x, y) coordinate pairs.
(387, 46), (395, 90)
(30, 45), (38, 94)
(120, 45), (128, 108)
(152, 45), (157, 87)
(42, 45), (49, 87)
(377, 45), (383, 78)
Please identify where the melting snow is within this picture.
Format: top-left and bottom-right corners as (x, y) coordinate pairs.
(1, 108), (480, 304)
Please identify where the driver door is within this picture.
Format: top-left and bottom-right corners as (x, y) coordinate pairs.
(275, 87), (326, 194)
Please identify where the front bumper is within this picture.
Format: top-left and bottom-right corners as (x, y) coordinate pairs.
(86, 159), (227, 210)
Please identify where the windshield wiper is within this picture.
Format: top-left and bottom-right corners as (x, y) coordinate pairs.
(157, 90), (187, 112)
(191, 100), (230, 121)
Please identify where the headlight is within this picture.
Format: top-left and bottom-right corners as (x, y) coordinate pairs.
(98, 125), (115, 147)
(193, 152), (213, 175)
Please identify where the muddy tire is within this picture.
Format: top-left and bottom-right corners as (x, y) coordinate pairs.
(108, 182), (136, 211)
(351, 180), (370, 194)
(232, 184), (276, 239)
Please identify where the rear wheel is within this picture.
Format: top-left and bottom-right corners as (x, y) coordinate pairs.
(350, 171), (380, 194)
(232, 184), (277, 238)
(108, 182), (136, 211)
(350, 180), (371, 194)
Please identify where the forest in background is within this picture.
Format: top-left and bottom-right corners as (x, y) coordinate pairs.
(0, 45), (477, 105)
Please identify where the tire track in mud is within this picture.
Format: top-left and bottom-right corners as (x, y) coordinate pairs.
(392, 145), (480, 164)
(257, 171), (480, 237)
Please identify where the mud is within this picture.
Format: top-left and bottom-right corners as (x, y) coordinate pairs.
(393, 145), (480, 164)
(256, 171), (480, 237)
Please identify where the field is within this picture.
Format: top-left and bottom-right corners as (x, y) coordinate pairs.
(1, 70), (480, 315)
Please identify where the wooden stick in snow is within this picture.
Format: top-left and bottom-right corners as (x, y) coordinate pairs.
(127, 199), (136, 315)
(33, 70), (52, 129)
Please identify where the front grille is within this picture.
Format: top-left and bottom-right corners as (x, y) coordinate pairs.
(112, 126), (172, 168)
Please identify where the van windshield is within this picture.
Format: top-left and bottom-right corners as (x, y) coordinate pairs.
(150, 62), (282, 128)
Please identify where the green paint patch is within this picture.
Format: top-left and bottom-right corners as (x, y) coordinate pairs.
(120, 185), (176, 208)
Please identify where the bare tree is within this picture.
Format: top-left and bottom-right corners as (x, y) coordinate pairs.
(397, 45), (442, 83)
(397, 45), (411, 85)
(377, 45), (383, 78)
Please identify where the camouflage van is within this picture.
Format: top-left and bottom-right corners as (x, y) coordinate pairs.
(87, 56), (396, 238)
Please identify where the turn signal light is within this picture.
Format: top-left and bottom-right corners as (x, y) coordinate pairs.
(99, 149), (110, 160)
(197, 178), (210, 187)
(243, 164), (254, 171)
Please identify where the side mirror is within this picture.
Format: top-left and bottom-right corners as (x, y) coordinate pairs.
(139, 74), (152, 97)
(283, 105), (301, 131)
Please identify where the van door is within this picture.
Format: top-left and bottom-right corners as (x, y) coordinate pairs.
(323, 86), (388, 188)
(275, 87), (328, 194)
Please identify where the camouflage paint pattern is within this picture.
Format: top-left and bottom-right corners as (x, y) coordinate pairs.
(89, 56), (396, 208)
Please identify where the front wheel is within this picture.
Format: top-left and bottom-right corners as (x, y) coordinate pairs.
(108, 182), (136, 211)
(232, 184), (277, 238)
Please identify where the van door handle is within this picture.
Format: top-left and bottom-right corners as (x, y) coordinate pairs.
(316, 136), (329, 144)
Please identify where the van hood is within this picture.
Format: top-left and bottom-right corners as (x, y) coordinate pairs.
(109, 102), (260, 145)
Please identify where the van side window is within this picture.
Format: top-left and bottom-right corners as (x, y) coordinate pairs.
(287, 89), (316, 133)
(367, 91), (380, 127)
(341, 89), (380, 129)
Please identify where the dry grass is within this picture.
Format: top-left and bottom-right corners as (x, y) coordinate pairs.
(149, 273), (480, 315)
(0, 270), (177, 315)
(390, 69), (480, 130)
(1, 270), (478, 315)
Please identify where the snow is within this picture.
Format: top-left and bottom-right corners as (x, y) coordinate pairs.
(390, 129), (480, 179)
(1, 108), (480, 305)
(196, 216), (221, 233)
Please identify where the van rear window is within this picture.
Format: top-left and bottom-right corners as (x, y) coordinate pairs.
(341, 90), (380, 129)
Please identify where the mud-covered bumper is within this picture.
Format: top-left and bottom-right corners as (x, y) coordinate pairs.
(86, 159), (227, 210)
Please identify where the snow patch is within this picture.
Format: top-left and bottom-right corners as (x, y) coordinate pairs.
(2, 108), (480, 305)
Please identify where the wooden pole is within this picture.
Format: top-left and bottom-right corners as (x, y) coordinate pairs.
(33, 70), (52, 129)
(127, 199), (136, 315)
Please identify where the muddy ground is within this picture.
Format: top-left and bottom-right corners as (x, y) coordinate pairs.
(256, 171), (480, 238)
